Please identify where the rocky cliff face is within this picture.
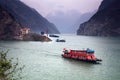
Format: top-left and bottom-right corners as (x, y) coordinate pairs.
(77, 0), (120, 36)
(0, 5), (51, 41)
(0, 0), (60, 34)
(0, 6), (22, 40)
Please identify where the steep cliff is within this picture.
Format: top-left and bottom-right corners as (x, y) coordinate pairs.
(0, 5), (51, 41)
(77, 0), (120, 36)
(0, 0), (60, 34)
(0, 6), (22, 40)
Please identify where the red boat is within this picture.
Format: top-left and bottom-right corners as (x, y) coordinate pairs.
(62, 48), (102, 63)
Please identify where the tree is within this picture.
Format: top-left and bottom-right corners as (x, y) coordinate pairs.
(0, 51), (24, 80)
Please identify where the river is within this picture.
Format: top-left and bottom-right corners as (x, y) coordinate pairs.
(0, 35), (120, 80)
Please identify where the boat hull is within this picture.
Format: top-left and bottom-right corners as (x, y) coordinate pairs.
(62, 54), (101, 64)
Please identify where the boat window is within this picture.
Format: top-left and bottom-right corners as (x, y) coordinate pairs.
(64, 50), (68, 54)
(86, 49), (94, 54)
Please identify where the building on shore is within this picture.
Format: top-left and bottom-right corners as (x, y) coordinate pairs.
(14, 27), (30, 40)
(20, 27), (30, 35)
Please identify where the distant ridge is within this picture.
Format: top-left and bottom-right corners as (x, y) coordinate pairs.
(0, 0), (60, 34)
(77, 0), (120, 36)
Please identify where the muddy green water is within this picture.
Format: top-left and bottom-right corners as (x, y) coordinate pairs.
(0, 35), (120, 80)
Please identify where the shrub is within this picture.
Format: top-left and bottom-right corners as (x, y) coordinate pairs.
(0, 51), (24, 80)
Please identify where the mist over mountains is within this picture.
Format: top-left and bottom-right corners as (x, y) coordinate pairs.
(0, 0), (60, 34)
(47, 10), (96, 34)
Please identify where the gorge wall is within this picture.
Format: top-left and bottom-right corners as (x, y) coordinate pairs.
(0, 0), (60, 34)
(77, 0), (120, 36)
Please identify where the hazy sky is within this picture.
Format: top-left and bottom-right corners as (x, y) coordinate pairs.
(21, 0), (103, 17)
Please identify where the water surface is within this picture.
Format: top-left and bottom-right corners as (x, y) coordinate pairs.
(0, 35), (120, 80)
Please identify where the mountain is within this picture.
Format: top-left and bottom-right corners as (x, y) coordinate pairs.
(73, 11), (96, 33)
(77, 0), (120, 36)
(0, 5), (22, 40)
(46, 10), (95, 34)
(46, 10), (82, 33)
(0, 0), (60, 34)
(0, 4), (52, 41)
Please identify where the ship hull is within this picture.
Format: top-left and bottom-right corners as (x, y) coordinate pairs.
(62, 54), (101, 64)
